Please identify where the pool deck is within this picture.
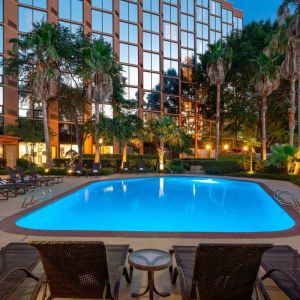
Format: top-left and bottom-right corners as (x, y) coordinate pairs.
(0, 174), (297, 299)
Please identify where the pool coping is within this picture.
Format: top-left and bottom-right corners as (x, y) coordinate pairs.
(0, 175), (300, 239)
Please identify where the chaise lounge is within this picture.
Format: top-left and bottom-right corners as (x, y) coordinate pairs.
(170, 243), (273, 300)
(30, 241), (133, 300)
(261, 245), (300, 300)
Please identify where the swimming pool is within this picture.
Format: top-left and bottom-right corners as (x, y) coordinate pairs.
(15, 177), (295, 234)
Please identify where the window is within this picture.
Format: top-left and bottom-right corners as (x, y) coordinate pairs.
(92, 10), (113, 34)
(19, 0), (47, 9)
(181, 31), (194, 49)
(196, 7), (208, 23)
(122, 65), (138, 86)
(181, 48), (194, 64)
(143, 72), (160, 91)
(143, 32), (159, 52)
(92, 33), (113, 45)
(0, 0), (3, 22)
(59, 0), (83, 22)
(181, 14), (194, 31)
(60, 21), (83, 34)
(210, 1), (221, 16)
(197, 0), (208, 8)
(124, 87), (138, 101)
(233, 16), (243, 30)
(144, 13), (160, 33)
(164, 0), (178, 5)
(143, 92), (160, 111)
(197, 23), (208, 39)
(163, 22), (178, 41)
(92, 0), (113, 11)
(164, 96), (179, 114)
(143, 0), (159, 13)
(210, 15), (221, 31)
(19, 7), (47, 32)
(0, 26), (3, 53)
(164, 59), (178, 76)
(120, 22), (138, 44)
(181, 0), (194, 15)
(210, 30), (221, 43)
(164, 77), (179, 95)
(181, 66), (193, 82)
(0, 87), (3, 114)
(182, 83), (195, 99)
(197, 39), (208, 54)
(222, 23), (232, 37)
(164, 41), (178, 59)
(163, 4), (177, 23)
(222, 9), (233, 23)
(19, 91), (43, 118)
(120, 1), (138, 23)
(143, 52), (160, 72)
(120, 43), (138, 65)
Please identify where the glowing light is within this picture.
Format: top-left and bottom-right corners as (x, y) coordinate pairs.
(223, 144), (229, 150)
(84, 189), (89, 202)
(159, 178), (164, 198)
(99, 138), (103, 144)
(159, 163), (164, 171)
(243, 146), (248, 151)
(45, 168), (49, 173)
(205, 144), (211, 150)
(122, 181), (127, 193)
(104, 186), (113, 192)
(68, 169), (72, 174)
(192, 179), (219, 184)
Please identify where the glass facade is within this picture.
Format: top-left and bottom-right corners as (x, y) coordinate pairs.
(2, 0), (243, 158)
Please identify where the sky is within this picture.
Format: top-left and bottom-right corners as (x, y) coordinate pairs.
(231, 0), (282, 23)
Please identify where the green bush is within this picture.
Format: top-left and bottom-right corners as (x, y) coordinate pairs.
(0, 168), (7, 175)
(201, 160), (243, 175)
(167, 159), (185, 174)
(47, 168), (68, 176)
(53, 158), (70, 168)
(100, 168), (117, 176)
(16, 158), (31, 169)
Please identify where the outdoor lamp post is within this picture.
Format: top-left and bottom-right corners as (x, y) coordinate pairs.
(205, 144), (211, 158)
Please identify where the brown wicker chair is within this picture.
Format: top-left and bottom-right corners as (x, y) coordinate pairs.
(261, 245), (300, 300)
(0, 243), (40, 300)
(170, 243), (273, 300)
(30, 241), (132, 300)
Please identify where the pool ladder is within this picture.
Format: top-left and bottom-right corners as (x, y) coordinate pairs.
(22, 186), (52, 208)
(274, 189), (300, 212)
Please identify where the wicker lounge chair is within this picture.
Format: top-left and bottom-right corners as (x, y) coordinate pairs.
(30, 241), (132, 300)
(137, 161), (146, 173)
(0, 179), (27, 196)
(91, 162), (102, 176)
(261, 245), (300, 300)
(170, 243), (273, 300)
(16, 166), (50, 187)
(29, 166), (63, 184)
(74, 162), (83, 176)
(5, 167), (34, 190)
(0, 243), (40, 300)
(122, 161), (130, 173)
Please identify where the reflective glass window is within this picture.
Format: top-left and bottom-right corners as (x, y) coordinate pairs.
(163, 4), (177, 23)
(181, 0), (194, 14)
(120, 43), (138, 65)
(92, 0), (113, 11)
(181, 14), (194, 32)
(163, 59), (178, 76)
(196, 7), (208, 23)
(120, 22), (138, 44)
(197, 0), (208, 7)
(19, 0), (47, 9)
(59, 0), (83, 22)
(143, 92), (160, 111)
(210, 0), (221, 16)
(196, 23), (208, 39)
(143, 72), (160, 91)
(92, 10), (113, 34)
(144, 13), (160, 33)
(60, 21), (83, 34)
(143, 52), (160, 72)
(164, 96), (179, 114)
(122, 65), (138, 86)
(163, 22), (178, 41)
(163, 41), (178, 59)
(120, 1), (138, 23)
(19, 7), (47, 32)
(143, 32), (160, 52)
(164, 77), (179, 95)
(143, 0), (160, 13)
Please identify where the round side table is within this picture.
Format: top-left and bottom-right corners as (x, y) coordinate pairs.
(128, 249), (172, 300)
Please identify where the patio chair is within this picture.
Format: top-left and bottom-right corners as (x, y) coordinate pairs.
(4, 168), (31, 192)
(30, 241), (132, 300)
(170, 243), (273, 300)
(91, 162), (102, 176)
(122, 161), (130, 173)
(261, 245), (300, 300)
(74, 162), (83, 176)
(0, 243), (40, 300)
(0, 179), (27, 196)
(137, 161), (146, 173)
(16, 166), (48, 187)
(29, 166), (63, 184)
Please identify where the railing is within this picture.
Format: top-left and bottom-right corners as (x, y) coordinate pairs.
(22, 186), (52, 208)
(274, 189), (300, 212)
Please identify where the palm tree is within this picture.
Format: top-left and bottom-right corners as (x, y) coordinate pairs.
(201, 40), (232, 160)
(252, 54), (281, 160)
(5, 22), (72, 168)
(82, 38), (116, 163)
(277, 0), (300, 146)
(143, 116), (190, 171)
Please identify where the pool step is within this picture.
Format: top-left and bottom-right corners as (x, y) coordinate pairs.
(274, 190), (300, 212)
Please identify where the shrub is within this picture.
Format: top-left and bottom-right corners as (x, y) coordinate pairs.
(16, 158), (31, 169)
(201, 160), (243, 175)
(53, 158), (70, 168)
(168, 159), (185, 174)
(100, 168), (116, 176)
(47, 168), (68, 176)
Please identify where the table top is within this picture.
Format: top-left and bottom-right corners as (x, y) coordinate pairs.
(128, 249), (172, 271)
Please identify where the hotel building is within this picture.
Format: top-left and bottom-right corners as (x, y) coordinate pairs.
(0, 0), (243, 166)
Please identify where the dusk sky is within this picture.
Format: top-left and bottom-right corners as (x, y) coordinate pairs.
(231, 0), (282, 23)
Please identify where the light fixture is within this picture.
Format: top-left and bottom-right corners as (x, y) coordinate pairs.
(205, 144), (211, 150)
(223, 144), (229, 150)
(243, 146), (248, 151)
(45, 168), (49, 173)
(99, 138), (103, 144)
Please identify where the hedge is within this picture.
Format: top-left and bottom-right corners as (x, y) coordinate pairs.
(200, 160), (243, 175)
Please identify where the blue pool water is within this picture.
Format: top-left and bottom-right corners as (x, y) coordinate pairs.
(16, 177), (295, 232)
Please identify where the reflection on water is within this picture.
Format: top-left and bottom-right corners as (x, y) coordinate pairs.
(192, 179), (219, 184)
(104, 186), (113, 192)
(122, 181), (127, 193)
(159, 177), (164, 198)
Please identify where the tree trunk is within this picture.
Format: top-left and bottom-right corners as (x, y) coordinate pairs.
(42, 98), (53, 168)
(158, 141), (164, 171)
(298, 79), (300, 147)
(94, 103), (100, 163)
(289, 78), (296, 146)
(74, 119), (83, 164)
(121, 143), (127, 169)
(261, 96), (267, 161)
(215, 83), (221, 160)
